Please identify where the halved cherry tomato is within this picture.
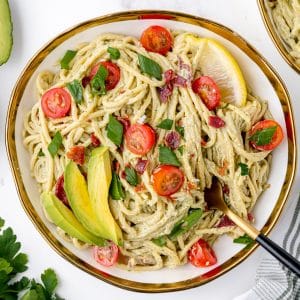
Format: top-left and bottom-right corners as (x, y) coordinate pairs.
(125, 124), (156, 155)
(192, 76), (221, 110)
(249, 119), (283, 151)
(89, 61), (120, 91)
(93, 242), (119, 267)
(152, 165), (184, 196)
(140, 25), (173, 55)
(188, 239), (217, 267)
(41, 88), (71, 119)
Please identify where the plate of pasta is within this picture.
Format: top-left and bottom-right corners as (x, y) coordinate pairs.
(6, 11), (296, 292)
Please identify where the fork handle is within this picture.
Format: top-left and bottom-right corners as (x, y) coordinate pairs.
(256, 234), (300, 277)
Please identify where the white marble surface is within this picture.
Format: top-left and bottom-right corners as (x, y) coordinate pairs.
(0, 1), (299, 299)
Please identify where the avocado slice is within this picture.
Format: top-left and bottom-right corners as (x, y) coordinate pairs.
(41, 192), (105, 246)
(88, 147), (123, 245)
(0, 0), (13, 65)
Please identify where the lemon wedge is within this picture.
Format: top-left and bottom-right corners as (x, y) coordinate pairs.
(186, 35), (247, 106)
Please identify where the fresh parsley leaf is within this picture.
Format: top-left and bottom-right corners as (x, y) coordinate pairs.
(21, 288), (39, 300)
(48, 132), (63, 157)
(91, 65), (108, 95)
(138, 54), (162, 80)
(159, 145), (181, 167)
(157, 119), (173, 130)
(106, 115), (123, 146)
(0, 217), (4, 228)
(110, 172), (125, 200)
(41, 269), (57, 295)
(66, 80), (83, 104)
(178, 145), (184, 155)
(125, 167), (138, 186)
(175, 125), (184, 137)
(169, 209), (202, 240)
(0, 258), (13, 274)
(38, 149), (45, 157)
(107, 47), (120, 60)
(152, 236), (167, 247)
(238, 163), (249, 176)
(249, 126), (277, 146)
(233, 234), (254, 247)
(60, 50), (77, 70)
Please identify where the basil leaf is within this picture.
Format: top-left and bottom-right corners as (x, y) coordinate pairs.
(249, 126), (277, 146)
(169, 209), (202, 240)
(125, 167), (138, 186)
(48, 132), (62, 157)
(66, 79), (83, 104)
(106, 115), (123, 146)
(138, 54), (162, 80)
(91, 65), (108, 95)
(60, 50), (77, 70)
(175, 125), (184, 138)
(233, 234), (254, 247)
(107, 47), (120, 60)
(152, 236), (167, 247)
(157, 119), (173, 130)
(110, 172), (125, 200)
(178, 145), (184, 155)
(159, 145), (181, 167)
(238, 163), (249, 176)
(38, 149), (45, 157)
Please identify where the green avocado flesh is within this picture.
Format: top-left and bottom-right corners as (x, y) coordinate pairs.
(41, 192), (105, 246)
(0, 0), (13, 65)
(88, 146), (123, 245)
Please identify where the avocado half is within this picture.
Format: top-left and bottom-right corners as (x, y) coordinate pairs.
(0, 0), (13, 65)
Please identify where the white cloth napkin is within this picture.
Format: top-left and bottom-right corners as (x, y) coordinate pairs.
(234, 196), (300, 300)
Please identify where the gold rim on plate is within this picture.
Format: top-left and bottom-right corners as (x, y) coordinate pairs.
(257, 0), (300, 74)
(5, 10), (297, 293)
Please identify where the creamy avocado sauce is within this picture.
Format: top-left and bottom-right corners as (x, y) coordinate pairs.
(269, 0), (300, 66)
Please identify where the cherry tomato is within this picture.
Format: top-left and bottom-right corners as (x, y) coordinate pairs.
(188, 239), (217, 267)
(93, 242), (119, 267)
(249, 119), (283, 151)
(140, 25), (173, 55)
(192, 76), (221, 110)
(66, 146), (85, 165)
(152, 165), (184, 196)
(41, 88), (71, 119)
(89, 61), (120, 91)
(125, 124), (156, 155)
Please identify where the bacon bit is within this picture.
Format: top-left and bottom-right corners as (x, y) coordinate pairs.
(113, 161), (120, 172)
(90, 133), (101, 147)
(55, 175), (70, 208)
(201, 139), (207, 147)
(222, 184), (230, 196)
(82, 76), (91, 88)
(135, 158), (148, 175)
(217, 215), (235, 227)
(134, 183), (145, 192)
(187, 182), (197, 190)
(208, 116), (225, 128)
(218, 160), (228, 176)
(165, 131), (180, 149)
(178, 57), (192, 82)
(190, 153), (195, 159)
(158, 83), (173, 103)
(67, 146), (85, 165)
(173, 75), (187, 87)
(117, 116), (130, 132)
(248, 212), (254, 222)
(164, 69), (175, 82)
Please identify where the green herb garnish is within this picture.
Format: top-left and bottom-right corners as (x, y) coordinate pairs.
(107, 47), (120, 60)
(157, 119), (173, 130)
(152, 236), (167, 247)
(109, 172), (125, 200)
(48, 132), (62, 157)
(175, 125), (184, 138)
(159, 145), (181, 167)
(66, 79), (83, 104)
(60, 50), (77, 70)
(38, 149), (45, 157)
(249, 126), (277, 146)
(177, 145), (184, 155)
(138, 54), (162, 80)
(238, 163), (249, 176)
(106, 115), (123, 146)
(91, 65), (108, 95)
(168, 209), (203, 240)
(233, 234), (254, 248)
(125, 167), (138, 186)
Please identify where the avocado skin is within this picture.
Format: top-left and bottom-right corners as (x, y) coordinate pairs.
(88, 147), (123, 245)
(0, 0), (13, 65)
(41, 192), (106, 246)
